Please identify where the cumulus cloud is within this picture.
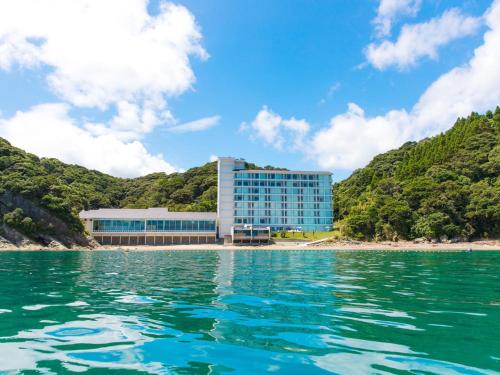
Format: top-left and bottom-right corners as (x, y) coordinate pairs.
(0, 0), (206, 110)
(0, 104), (176, 178)
(243, 106), (310, 151)
(367, 9), (481, 70)
(166, 115), (221, 134)
(209, 155), (218, 162)
(373, 0), (421, 37)
(309, 0), (500, 170)
(0, 0), (209, 176)
(81, 100), (176, 142)
(309, 104), (411, 170)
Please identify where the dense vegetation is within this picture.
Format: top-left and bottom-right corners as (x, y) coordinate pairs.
(334, 108), (500, 241)
(1, 108), (499, 243)
(0, 138), (222, 238)
(0, 138), (274, 240)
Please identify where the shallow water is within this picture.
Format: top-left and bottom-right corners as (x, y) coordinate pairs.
(0, 250), (499, 374)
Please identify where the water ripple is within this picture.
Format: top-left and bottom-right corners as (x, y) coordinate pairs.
(0, 250), (498, 373)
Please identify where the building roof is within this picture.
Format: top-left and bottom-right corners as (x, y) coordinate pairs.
(217, 156), (332, 175)
(238, 169), (332, 175)
(79, 208), (217, 220)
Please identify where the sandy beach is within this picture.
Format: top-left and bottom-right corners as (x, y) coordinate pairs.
(1, 240), (498, 251)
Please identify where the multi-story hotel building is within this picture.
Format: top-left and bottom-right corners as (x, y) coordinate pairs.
(217, 157), (333, 238)
(80, 157), (333, 245)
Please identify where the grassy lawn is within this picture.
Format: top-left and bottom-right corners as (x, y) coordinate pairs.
(273, 230), (339, 241)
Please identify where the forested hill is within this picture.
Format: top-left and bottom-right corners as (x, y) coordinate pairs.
(1, 107), (499, 246)
(0, 140), (220, 245)
(334, 108), (500, 241)
(0, 138), (276, 246)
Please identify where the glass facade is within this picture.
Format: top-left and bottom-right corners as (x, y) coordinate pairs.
(233, 227), (270, 238)
(92, 219), (216, 233)
(232, 172), (333, 232)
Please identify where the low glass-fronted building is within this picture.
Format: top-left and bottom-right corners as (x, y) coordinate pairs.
(80, 208), (217, 245)
(218, 157), (333, 238)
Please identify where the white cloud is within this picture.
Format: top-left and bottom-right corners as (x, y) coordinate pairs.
(0, 0), (206, 110)
(282, 118), (310, 149)
(309, 103), (410, 170)
(309, 0), (500, 171)
(373, 0), (421, 37)
(166, 115), (220, 134)
(248, 107), (284, 148)
(367, 9), (481, 70)
(209, 155), (218, 162)
(243, 106), (310, 151)
(0, 103), (176, 178)
(0, 0), (208, 176)
(82, 100), (176, 142)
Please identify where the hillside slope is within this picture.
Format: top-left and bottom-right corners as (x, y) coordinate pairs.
(334, 108), (500, 241)
(0, 138), (222, 245)
(1, 108), (499, 246)
(0, 138), (277, 246)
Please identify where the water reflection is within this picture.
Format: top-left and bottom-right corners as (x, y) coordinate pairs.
(0, 250), (498, 374)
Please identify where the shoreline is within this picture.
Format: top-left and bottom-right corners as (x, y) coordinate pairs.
(1, 240), (498, 251)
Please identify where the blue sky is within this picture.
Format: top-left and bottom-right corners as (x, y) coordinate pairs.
(0, 0), (498, 181)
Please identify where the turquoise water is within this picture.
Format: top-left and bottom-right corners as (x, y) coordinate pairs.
(0, 250), (499, 374)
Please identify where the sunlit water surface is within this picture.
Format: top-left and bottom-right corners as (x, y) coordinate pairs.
(0, 250), (499, 374)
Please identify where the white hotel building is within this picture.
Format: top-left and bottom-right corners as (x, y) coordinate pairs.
(80, 157), (333, 245)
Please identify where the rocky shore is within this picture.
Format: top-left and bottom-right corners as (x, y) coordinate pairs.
(0, 230), (96, 251)
(1, 238), (498, 251)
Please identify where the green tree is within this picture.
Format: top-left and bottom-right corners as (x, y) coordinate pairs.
(3, 208), (37, 236)
(334, 109), (500, 241)
(412, 212), (451, 240)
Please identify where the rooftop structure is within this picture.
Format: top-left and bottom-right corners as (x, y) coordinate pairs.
(80, 208), (215, 220)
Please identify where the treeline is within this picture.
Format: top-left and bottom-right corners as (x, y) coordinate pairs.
(334, 108), (500, 241)
(0, 138), (276, 239)
(1, 108), (499, 242)
(0, 138), (221, 237)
